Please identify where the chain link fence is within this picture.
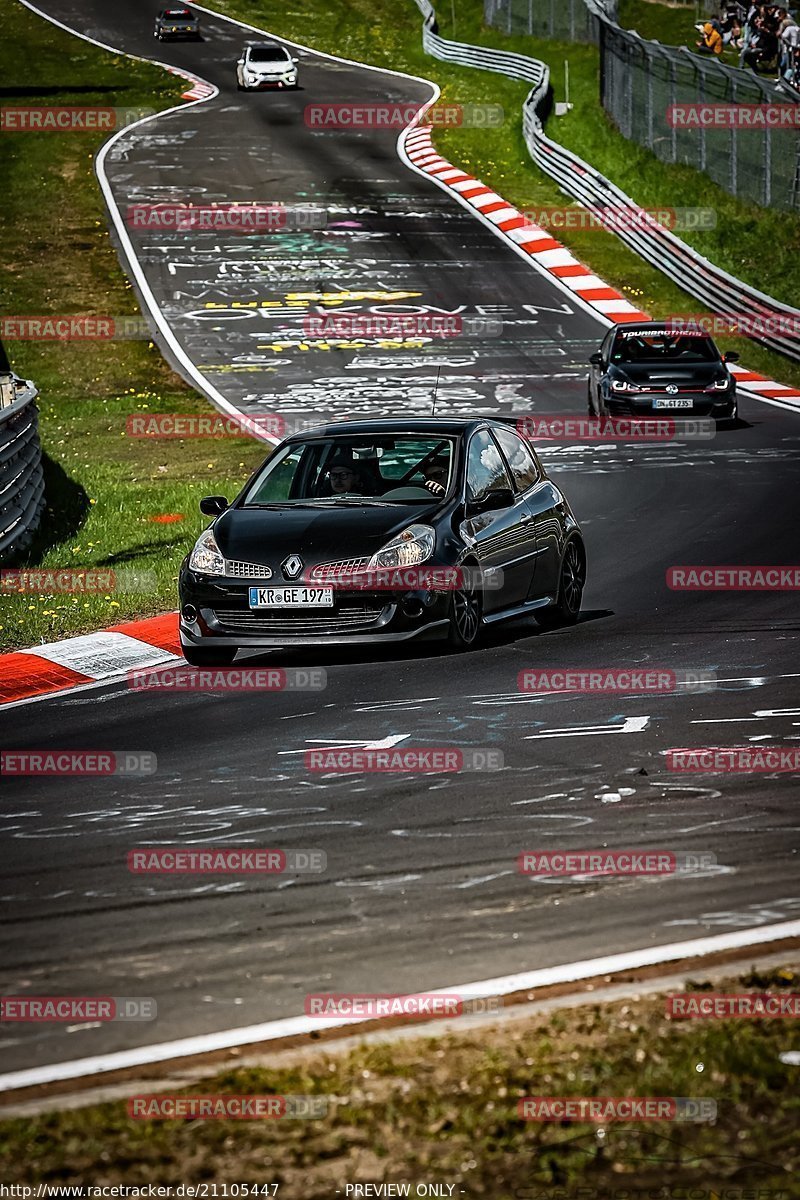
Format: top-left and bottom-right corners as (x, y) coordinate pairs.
(485, 0), (800, 210)
(483, 0), (615, 41)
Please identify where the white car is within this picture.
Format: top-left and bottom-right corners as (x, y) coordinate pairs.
(236, 43), (298, 90)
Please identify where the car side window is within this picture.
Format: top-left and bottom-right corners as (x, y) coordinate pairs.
(610, 333), (628, 363)
(493, 427), (540, 493)
(601, 329), (614, 361)
(466, 430), (513, 502)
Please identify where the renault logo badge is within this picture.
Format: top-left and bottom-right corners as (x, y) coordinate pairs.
(282, 554), (304, 579)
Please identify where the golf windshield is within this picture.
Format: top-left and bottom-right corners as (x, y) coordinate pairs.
(242, 437), (455, 505)
(612, 331), (719, 363)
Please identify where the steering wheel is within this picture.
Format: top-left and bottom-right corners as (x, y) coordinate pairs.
(380, 486), (432, 500)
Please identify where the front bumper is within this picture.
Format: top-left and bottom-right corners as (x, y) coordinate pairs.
(242, 77), (297, 89)
(179, 567), (451, 648)
(605, 391), (736, 419)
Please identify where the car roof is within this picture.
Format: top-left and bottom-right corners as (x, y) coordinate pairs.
(245, 41), (286, 48)
(283, 417), (515, 441)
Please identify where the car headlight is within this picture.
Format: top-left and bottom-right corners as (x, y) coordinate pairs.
(189, 529), (225, 575)
(367, 524), (435, 571)
(610, 379), (640, 393)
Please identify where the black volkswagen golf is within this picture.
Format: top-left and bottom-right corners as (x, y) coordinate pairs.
(587, 321), (739, 422)
(178, 418), (586, 665)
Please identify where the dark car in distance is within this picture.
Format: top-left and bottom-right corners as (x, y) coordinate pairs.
(154, 7), (201, 39)
(178, 418), (586, 665)
(587, 321), (739, 423)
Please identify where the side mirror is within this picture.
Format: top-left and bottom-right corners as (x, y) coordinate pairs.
(469, 487), (514, 515)
(199, 495), (228, 516)
(723, 350), (740, 362)
(292, 57), (299, 63)
(589, 351), (603, 366)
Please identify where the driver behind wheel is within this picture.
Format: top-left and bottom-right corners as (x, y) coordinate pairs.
(421, 455), (450, 497)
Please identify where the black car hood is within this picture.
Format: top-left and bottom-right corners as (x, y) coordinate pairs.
(610, 361), (723, 385)
(213, 502), (439, 568)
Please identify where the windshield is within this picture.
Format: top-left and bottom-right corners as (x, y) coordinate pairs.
(249, 47), (290, 61)
(241, 436), (455, 506)
(612, 331), (719, 364)
(164, 10), (193, 16)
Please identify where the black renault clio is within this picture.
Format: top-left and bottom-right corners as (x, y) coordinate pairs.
(178, 418), (586, 665)
(587, 321), (739, 422)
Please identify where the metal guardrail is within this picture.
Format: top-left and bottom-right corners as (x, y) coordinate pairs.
(417, 0), (546, 82)
(0, 378), (45, 564)
(412, 1), (800, 362)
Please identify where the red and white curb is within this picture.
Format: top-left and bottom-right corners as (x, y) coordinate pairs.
(165, 64), (216, 100)
(401, 125), (800, 411)
(0, 614), (181, 709)
(402, 125), (647, 324)
(728, 364), (800, 409)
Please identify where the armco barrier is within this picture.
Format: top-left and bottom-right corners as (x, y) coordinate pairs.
(413, 0), (800, 363)
(0, 378), (45, 564)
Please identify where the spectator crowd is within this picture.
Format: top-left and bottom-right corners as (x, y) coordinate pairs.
(694, 2), (800, 84)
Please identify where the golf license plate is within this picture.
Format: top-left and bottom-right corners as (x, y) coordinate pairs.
(653, 398), (693, 409)
(249, 586), (333, 609)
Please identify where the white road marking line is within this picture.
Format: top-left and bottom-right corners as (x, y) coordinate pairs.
(690, 717), (763, 723)
(277, 734), (410, 755)
(453, 870), (514, 889)
(524, 716), (650, 739)
(2, 919), (799, 1093)
(677, 814), (754, 834)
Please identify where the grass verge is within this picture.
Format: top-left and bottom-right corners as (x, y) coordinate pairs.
(0, 966), (797, 1193)
(619, 0), (712, 48)
(0, 0), (265, 652)
(211, 0), (800, 386)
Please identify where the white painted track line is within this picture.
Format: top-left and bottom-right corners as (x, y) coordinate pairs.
(2, 919), (799, 1093)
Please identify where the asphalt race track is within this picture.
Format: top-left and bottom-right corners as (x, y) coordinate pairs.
(1, 0), (799, 1078)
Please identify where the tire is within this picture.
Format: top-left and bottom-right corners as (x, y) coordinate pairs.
(181, 644), (237, 667)
(447, 562), (483, 650)
(716, 401), (739, 429)
(536, 538), (586, 629)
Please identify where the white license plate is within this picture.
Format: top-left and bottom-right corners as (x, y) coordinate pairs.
(249, 586), (333, 609)
(653, 398), (693, 409)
